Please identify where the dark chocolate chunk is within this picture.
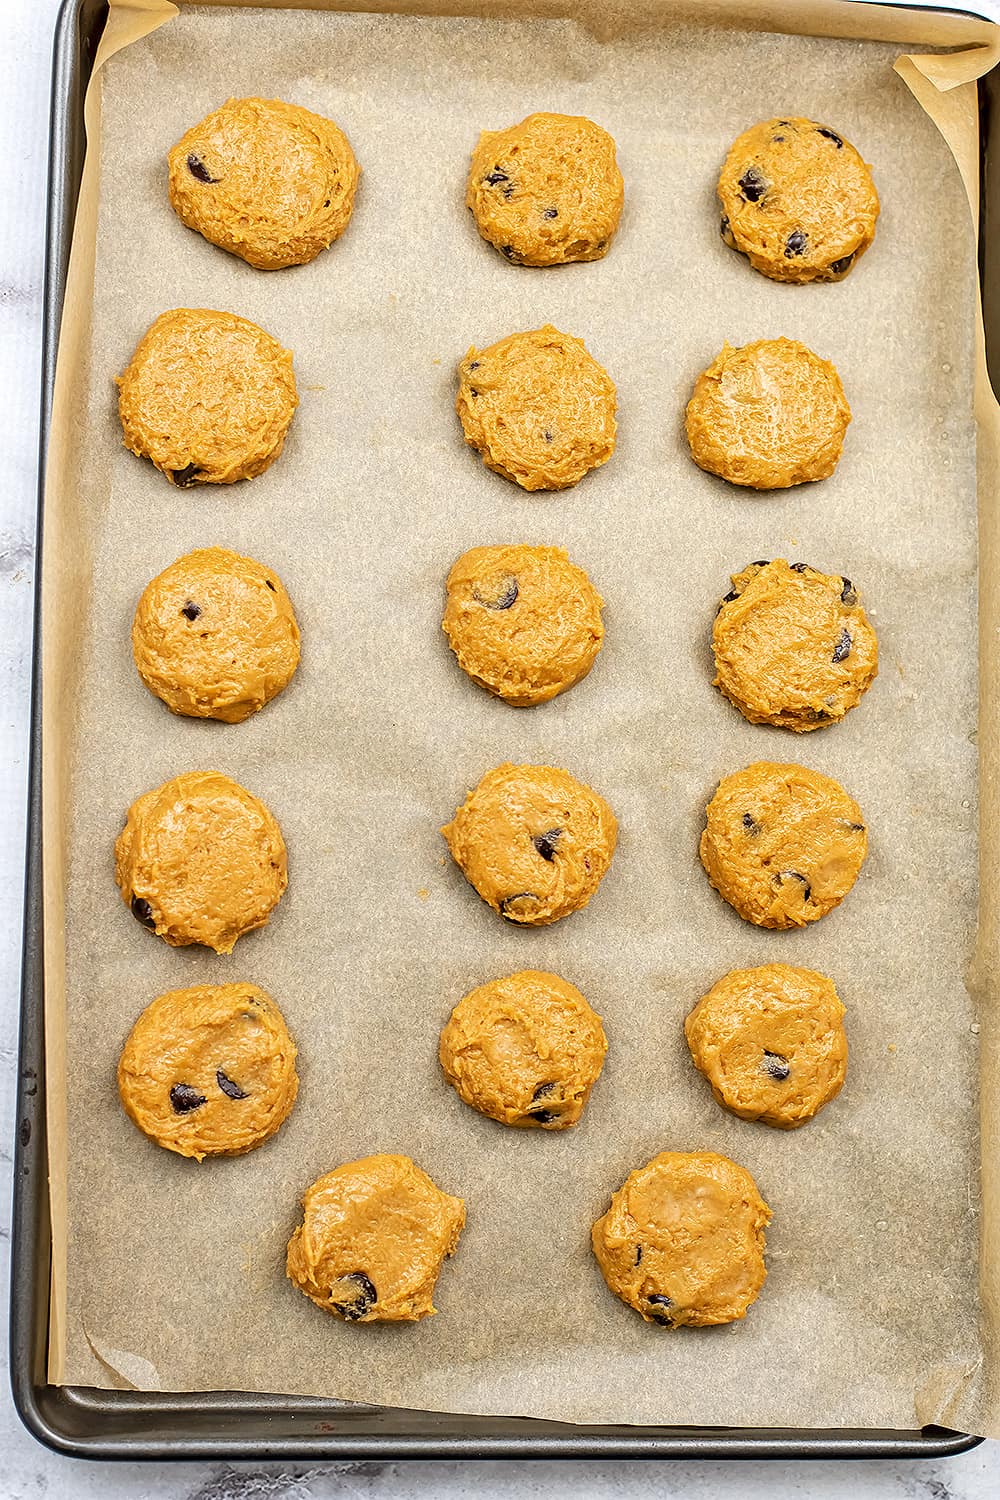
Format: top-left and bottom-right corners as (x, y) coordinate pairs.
(473, 575), (518, 610)
(810, 707), (831, 722)
(500, 893), (540, 922)
(635, 1245), (643, 1266)
(130, 895), (156, 929)
(761, 1049), (791, 1081)
(542, 206), (558, 219)
(647, 1293), (674, 1326)
(817, 126), (844, 148)
(790, 561), (811, 572)
(333, 1271), (377, 1321)
(469, 361), (481, 371)
(216, 1069), (248, 1100)
(832, 628), (852, 663)
(532, 1082), (555, 1102)
(846, 821), (866, 832)
(738, 166), (767, 203)
(840, 577), (858, 606)
(830, 252), (855, 277)
(186, 152), (219, 183)
(484, 167), (509, 186)
(720, 589), (740, 607)
(170, 1083), (207, 1114)
(265, 579), (276, 592)
(719, 212), (733, 244)
(529, 1109), (558, 1124)
(500, 244), (519, 262)
(742, 812), (759, 835)
(532, 828), (562, 862)
(543, 429), (553, 443)
(785, 229), (808, 257)
(751, 560), (770, 569)
(181, 600), (202, 621)
(774, 870), (812, 903)
(772, 134), (786, 142)
(171, 464), (202, 488)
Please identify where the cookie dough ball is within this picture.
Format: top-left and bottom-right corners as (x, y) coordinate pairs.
(466, 112), (623, 267)
(132, 547), (301, 723)
(713, 559), (878, 731)
(286, 1154), (465, 1322)
(439, 970), (607, 1129)
(117, 308), (297, 486)
(115, 770), (287, 953)
(456, 325), (616, 492)
(686, 338), (850, 490)
(443, 544), (604, 707)
(685, 964), (847, 1129)
(592, 1151), (771, 1327)
(700, 760), (867, 929)
(718, 117), (879, 284)
(168, 96), (360, 270)
(118, 982), (298, 1160)
(441, 762), (617, 926)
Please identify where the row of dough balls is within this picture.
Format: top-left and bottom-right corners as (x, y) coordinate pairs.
(117, 310), (853, 494)
(169, 99), (878, 283)
(132, 547), (878, 729)
(120, 963), (845, 1324)
(114, 757), (867, 951)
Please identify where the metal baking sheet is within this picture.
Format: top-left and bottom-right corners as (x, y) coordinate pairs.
(8, 0), (993, 1459)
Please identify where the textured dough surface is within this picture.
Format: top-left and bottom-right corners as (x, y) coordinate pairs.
(700, 760), (867, 929)
(439, 969), (608, 1129)
(118, 982), (298, 1160)
(456, 325), (616, 491)
(132, 547), (301, 722)
(685, 964), (847, 1129)
(441, 762), (618, 926)
(286, 1155), (466, 1322)
(443, 544), (604, 706)
(718, 116), (879, 284)
(686, 338), (850, 490)
(114, 770), (287, 953)
(117, 308), (297, 485)
(466, 112), (623, 267)
(592, 1151), (771, 1327)
(168, 96), (360, 270)
(713, 559), (878, 731)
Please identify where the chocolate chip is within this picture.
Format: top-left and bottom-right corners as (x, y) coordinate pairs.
(473, 575), (518, 610)
(846, 821), (866, 832)
(738, 166), (767, 203)
(170, 1083), (206, 1114)
(500, 893), (540, 922)
(647, 1293), (674, 1326)
(810, 707), (831, 722)
(181, 600), (201, 621)
(171, 464), (201, 487)
(790, 561), (811, 572)
(333, 1271), (377, 1321)
(742, 812), (759, 835)
(500, 245), (519, 262)
(469, 360), (481, 370)
(529, 1109), (558, 1124)
(761, 1049), (791, 1081)
(130, 895), (156, 929)
(532, 1082), (555, 1102)
(543, 429), (553, 443)
(635, 1245), (643, 1266)
(265, 579), (276, 592)
(533, 829), (562, 861)
(216, 1069), (247, 1100)
(817, 127), (844, 148)
(720, 589), (740, 607)
(719, 213), (735, 247)
(840, 578), (857, 606)
(186, 153), (219, 183)
(833, 628), (852, 663)
(785, 229), (808, 257)
(485, 167), (509, 186)
(751, 560), (770, 569)
(830, 252), (856, 277)
(542, 206), (558, 219)
(774, 870), (811, 903)
(772, 134), (786, 142)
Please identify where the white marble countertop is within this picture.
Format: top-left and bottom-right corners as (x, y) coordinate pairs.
(3, 0), (1000, 1493)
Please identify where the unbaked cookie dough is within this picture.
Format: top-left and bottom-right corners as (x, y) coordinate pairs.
(117, 308), (297, 486)
(115, 770), (287, 953)
(441, 762), (618, 926)
(685, 964), (847, 1129)
(456, 325), (617, 492)
(168, 96), (360, 270)
(592, 1151), (771, 1327)
(686, 338), (850, 489)
(442, 544), (604, 706)
(700, 760), (867, 929)
(286, 1154), (466, 1322)
(118, 982), (298, 1160)
(713, 559), (878, 731)
(466, 112), (623, 266)
(718, 116), (879, 284)
(439, 969), (608, 1128)
(132, 547), (301, 722)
